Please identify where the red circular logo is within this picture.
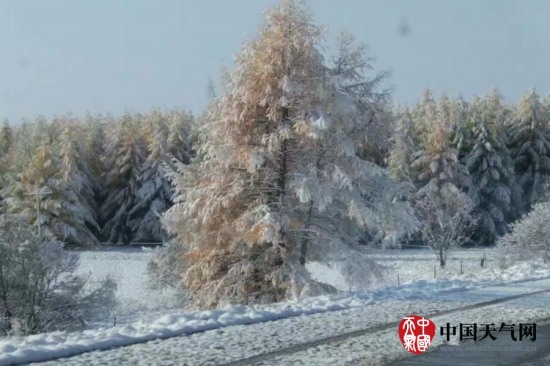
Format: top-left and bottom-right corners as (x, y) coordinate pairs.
(398, 315), (436, 354)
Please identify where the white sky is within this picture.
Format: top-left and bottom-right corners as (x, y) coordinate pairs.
(1, 0), (549, 121)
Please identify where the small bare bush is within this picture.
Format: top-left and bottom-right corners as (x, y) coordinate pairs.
(0, 215), (117, 336)
(498, 202), (550, 263)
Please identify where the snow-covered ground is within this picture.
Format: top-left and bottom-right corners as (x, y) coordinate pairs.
(1, 248), (550, 365)
(309, 248), (496, 291)
(308, 248), (550, 293)
(78, 247), (548, 326)
(75, 247), (184, 327)
(25, 279), (550, 366)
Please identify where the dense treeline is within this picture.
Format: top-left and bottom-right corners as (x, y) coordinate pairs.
(389, 89), (550, 247)
(0, 110), (194, 246)
(153, 0), (550, 309)
(0, 89), (547, 253)
(1, 0), (549, 311)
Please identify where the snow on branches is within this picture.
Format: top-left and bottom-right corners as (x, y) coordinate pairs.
(161, 0), (416, 309)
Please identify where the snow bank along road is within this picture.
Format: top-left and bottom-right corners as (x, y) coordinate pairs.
(28, 278), (550, 366)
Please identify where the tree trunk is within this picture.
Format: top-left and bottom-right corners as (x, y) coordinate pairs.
(274, 107), (290, 267)
(439, 248), (446, 268)
(299, 200), (314, 266)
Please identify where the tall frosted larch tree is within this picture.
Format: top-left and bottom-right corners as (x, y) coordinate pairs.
(162, 0), (414, 308)
(4, 140), (98, 246)
(0, 120), (12, 213)
(410, 94), (472, 195)
(0, 119), (12, 157)
(166, 111), (194, 164)
(388, 107), (417, 183)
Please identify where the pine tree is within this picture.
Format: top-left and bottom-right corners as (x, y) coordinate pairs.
(162, 0), (414, 308)
(0, 119), (12, 157)
(100, 114), (147, 244)
(5, 144), (60, 236)
(411, 90), (438, 146)
(465, 93), (522, 245)
(507, 90), (550, 208)
(11, 122), (33, 172)
(166, 111), (193, 164)
(409, 94), (474, 258)
(57, 120), (101, 245)
(127, 111), (173, 243)
(449, 98), (472, 160)
(0, 120), (13, 214)
(82, 113), (106, 196)
(410, 96), (471, 194)
(533, 94), (550, 203)
(3, 141), (97, 245)
(388, 107), (416, 182)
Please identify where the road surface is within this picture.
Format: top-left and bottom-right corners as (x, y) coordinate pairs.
(31, 278), (550, 366)
(392, 321), (550, 366)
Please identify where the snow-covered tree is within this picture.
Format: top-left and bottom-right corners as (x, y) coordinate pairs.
(166, 110), (194, 164)
(0, 120), (12, 214)
(162, 0), (415, 308)
(100, 113), (147, 244)
(82, 113), (106, 196)
(0, 119), (12, 157)
(498, 201), (550, 263)
(449, 98), (472, 160)
(8, 122), (33, 173)
(414, 183), (477, 267)
(57, 120), (101, 245)
(464, 94), (522, 245)
(406, 93), (474, 251)
(3, 136), (99, 246)
(507, 90), (550, 208)
(29, 116), (49, 150)
(3, 144), (60, 235)
(388, 107), (416, 182)
(410, 100), (471, 194)
(333, 32), (392, 167)
(127, 111), (173, 243)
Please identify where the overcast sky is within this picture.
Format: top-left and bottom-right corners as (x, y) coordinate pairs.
(1, 0), (549, 122)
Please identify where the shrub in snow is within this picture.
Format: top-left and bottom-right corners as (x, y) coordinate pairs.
(0, 215), (116, 336)
(532, 177), (550, 205)
(338, 251), (387, 291)
(148, 239), (188, 292)
(498, 202), (550, 263)
(414, 183), (477, 267)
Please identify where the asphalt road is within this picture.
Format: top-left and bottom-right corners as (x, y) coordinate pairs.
(392, 321), (550, 366)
